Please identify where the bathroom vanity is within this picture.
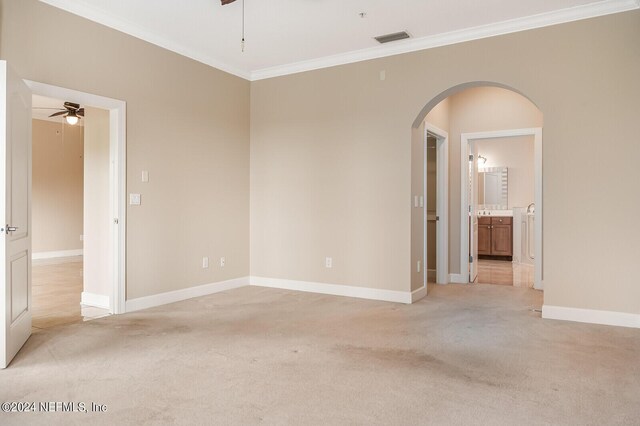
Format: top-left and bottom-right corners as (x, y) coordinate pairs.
(478, 216), (512, 258)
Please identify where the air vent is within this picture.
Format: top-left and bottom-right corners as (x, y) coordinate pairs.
(374, 31), (411, 44)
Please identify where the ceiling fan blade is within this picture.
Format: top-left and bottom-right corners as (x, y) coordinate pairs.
(77, 108), (84, 117)
(49, 111), (68, 118)
(33, 107), (66, 110)
(221, 0), (237, 5)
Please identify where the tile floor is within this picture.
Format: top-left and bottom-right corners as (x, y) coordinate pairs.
(32, 256), (110, 330)
(476, 259), (534, 287)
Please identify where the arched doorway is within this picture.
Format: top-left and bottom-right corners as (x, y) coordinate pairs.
(411, 82), (543, 299)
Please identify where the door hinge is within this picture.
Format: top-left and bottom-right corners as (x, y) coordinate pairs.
(469, 255), (474, 263)
(469, 154), (474, 162)
(113, 218), (119, 225)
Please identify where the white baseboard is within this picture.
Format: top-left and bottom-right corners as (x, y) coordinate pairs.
(32, 249), (83, 260)
(542, 305), (640, 329)
(125, 276), (250, 312)
(411, 286), (427, 303)
(81, 292), (110, 310)
(449, 273), (468, 284)
(250, 276), (413, 304)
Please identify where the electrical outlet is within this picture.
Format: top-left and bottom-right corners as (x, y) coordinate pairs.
(325, 257), (333, 268)
(220, 257), (225, 267)
(202, 257), (209, 269)
(141, 170), (149, 182)
(129, 193), (141, 205)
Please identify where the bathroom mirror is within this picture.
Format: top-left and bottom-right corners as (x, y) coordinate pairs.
(478, 166), (508, 210)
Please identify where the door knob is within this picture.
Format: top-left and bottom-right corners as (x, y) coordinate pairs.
(5, 225), (18, 234)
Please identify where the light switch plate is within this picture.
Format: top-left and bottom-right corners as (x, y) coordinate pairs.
(129, 193), (141, 205)
(325, 257), (332, 268)
(220, 257), (225, 267)
(202, 257), (209, 268)
(141, 171), (149, 182)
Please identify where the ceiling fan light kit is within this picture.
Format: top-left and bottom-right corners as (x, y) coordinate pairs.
(47, 101), (84, 125)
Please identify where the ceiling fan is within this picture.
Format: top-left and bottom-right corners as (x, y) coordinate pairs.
(47, 102), (84, 125)
(221, 0), (237, 4)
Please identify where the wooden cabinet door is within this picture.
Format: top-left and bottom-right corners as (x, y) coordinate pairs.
(492, 224), (512, 256)
(478, 225), (492, 255)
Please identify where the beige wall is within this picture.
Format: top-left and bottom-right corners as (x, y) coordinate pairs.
(32, 119), (83, 253)
(83, 107), (110, 298)
(477, 136), (535, 209)
(0, 0), (250, 299)
(251, 11), (640, 314)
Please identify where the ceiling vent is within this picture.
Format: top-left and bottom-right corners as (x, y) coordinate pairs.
(374, 31), (411, 44)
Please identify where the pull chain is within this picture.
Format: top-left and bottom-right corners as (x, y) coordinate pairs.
(241, 0), (245, 52)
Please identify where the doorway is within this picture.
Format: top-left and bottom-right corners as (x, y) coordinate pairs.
(423, 123), (448, 289)
(31, 96), (112, 329)
(26, 81), (127, 317)
(2, 63), (125, 368)
(461, 128), (543, 289)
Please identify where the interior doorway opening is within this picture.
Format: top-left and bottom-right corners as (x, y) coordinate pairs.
(423, 124), (448, 290)
(411, 83), (543, 298)
(462, 128), (542, 290)
(31, 95), (113, 329)
(26, 80), (127, 319)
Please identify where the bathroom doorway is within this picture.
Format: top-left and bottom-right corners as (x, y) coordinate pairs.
(462, 128), (543, 289)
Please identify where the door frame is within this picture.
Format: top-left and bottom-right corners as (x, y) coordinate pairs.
(424, 123), (449, 286)
(459, 128), (543, 290)
(25, 80), (127, 314)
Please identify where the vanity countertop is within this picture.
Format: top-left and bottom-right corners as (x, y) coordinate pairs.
(477, 209), (513, 217)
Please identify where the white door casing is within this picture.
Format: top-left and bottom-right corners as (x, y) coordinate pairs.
(469, 143), (479, 283)
(1, 61), (32, 369)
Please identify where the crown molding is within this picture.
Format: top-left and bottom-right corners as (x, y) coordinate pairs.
(38, 0), (252, 80)
(39, 0), (639, 82)
(250, 0), (639, 81)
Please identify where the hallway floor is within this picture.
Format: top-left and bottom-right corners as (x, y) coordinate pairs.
(32, 257), (110, 330)
(477, 259), (534, 287)
(2, 284), (638, 425)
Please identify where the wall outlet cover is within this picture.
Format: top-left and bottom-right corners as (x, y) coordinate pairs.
(129, 193), (141, 205)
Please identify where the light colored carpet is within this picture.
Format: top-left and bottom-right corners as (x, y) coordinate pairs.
(1, 284), (639, 425)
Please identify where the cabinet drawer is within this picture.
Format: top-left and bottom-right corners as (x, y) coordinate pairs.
(491, 217), (512, 225)
(478, 217), (491, 225)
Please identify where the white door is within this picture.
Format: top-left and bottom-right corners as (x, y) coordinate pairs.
(468, 143), (479, 283)
(0, 61), (32, 369)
